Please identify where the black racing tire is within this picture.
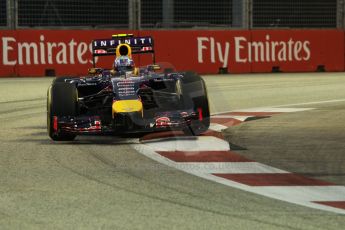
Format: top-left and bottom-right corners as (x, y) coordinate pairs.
(47, 82), (78, 141)
(180, 71), (210, 136)
(53, 76), (74, 83)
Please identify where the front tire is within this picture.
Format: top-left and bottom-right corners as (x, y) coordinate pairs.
(53, 76), (74, 83)
(47, 82), (78, 141)
(180, 72), (210, 136)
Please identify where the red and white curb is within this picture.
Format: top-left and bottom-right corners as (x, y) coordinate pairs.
(132, 107), (345, 214)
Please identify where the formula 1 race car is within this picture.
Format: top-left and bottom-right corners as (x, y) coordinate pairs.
(47, 34), (210, 141)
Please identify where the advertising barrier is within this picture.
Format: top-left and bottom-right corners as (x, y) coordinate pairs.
(0, 30), (344, 76)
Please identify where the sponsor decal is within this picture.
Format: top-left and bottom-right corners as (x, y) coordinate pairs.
(93, 37), (152, 48)
(95, 49), (107, 54)
(197, 35), (311, 68)
(141, 46), (153, 51)
(2, 35), (94, 66)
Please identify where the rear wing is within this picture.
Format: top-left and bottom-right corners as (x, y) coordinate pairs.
(91, 34), (155, 67)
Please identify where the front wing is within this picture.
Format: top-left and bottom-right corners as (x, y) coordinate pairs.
(52, 109), (199, 135)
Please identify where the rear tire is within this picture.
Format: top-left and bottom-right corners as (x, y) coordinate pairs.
(47, 82), (78, 141)
(180, 72), (210, 136)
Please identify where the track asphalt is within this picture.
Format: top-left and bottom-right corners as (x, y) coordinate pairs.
(0, 73), (345, 229)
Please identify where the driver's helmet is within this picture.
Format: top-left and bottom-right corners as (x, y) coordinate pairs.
(113, 55), (134, 72)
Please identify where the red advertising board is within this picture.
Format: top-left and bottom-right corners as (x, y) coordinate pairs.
(250, 30), (344, 72)
(0, 29), (344, 76)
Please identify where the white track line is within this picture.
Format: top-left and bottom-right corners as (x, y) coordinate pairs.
(174, 162), (288, 174)
(275, 98), (345, 107)
(205, 173), (345, 214)
(209, 123), (230, 132)
(219, 107), (314, 113)
(253, 186), (345, 202)
(211, 107), (314, 116)
(211, 98), (345, 116)
(211, 115), (251, 121)
(143, 136), (230, 152)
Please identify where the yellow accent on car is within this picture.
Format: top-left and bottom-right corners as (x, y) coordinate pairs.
(112, 34), (134, 38)
(133, 67), (139, 76)
(112, 100), (143, 116)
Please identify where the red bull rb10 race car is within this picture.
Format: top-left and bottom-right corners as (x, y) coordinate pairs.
(47, 34), (210, 141)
